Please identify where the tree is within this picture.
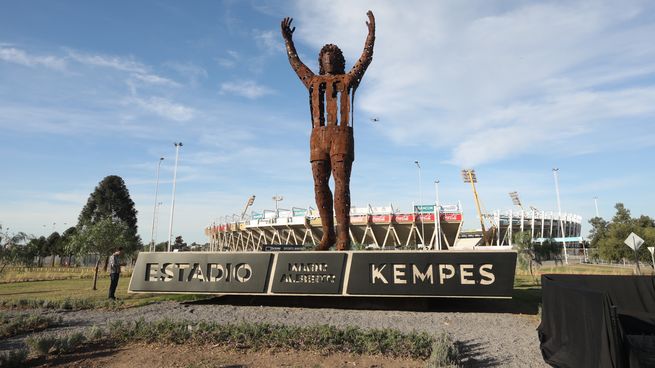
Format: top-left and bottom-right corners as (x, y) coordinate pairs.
(0, 225), (29, 269)
(68, 217), (129, 260)
(77, 175), (141, 255)
(513, 231), (539, 281)
(45, 232), (62, 267)
(59, 226), (77, 266)
(594, 203), (655, 265)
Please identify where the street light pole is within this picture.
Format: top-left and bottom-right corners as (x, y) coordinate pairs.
(553, 168), (569, 264)
(150, 157), (164, 252)
(434, 179), (441, 250)
(414, 161), (425, 248)
(168, 143), (182, 252)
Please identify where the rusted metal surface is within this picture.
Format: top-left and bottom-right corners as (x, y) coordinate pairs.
(282, 11), (375, 251)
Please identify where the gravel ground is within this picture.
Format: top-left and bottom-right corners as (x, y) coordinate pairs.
(1, 297), (547, 367)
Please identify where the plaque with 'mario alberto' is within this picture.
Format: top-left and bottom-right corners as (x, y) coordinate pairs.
(270, 252), (347, 294)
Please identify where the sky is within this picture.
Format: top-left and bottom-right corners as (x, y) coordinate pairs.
(1, 0), (654, 244)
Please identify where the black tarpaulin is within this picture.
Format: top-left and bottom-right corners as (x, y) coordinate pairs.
(538, 274), (655, 368)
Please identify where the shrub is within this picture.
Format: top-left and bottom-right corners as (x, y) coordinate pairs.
(426, 333), (460, 367)
(0, 349), (28, 368)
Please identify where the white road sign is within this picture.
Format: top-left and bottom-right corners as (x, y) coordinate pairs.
(624, 232), (644, 251)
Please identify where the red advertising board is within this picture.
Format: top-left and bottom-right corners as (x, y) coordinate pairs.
(371, 215), (391, 223)
(393, 213), (415, 223)
(441, 213), (462, 221)
(417, 213), (435, 222)
(350, 215), (368, 224)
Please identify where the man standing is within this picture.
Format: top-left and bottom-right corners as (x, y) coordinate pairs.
(281, 11), (375, 251)
(108, 246), (123, 300)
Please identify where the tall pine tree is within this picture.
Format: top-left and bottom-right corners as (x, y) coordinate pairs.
(77, 175), (141, 255)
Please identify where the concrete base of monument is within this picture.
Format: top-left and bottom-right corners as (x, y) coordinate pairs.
(128, 250), (517, 298)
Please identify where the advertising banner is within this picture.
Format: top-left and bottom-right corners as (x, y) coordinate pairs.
(414, 204), (435, 213)
(371, 215), (391, 223)
(441, 213), (462, 221)
(393, 214), (415, 222)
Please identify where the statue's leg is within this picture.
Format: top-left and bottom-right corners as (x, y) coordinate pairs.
(312, 160), (335, 250)
(332, 157), (353, 251)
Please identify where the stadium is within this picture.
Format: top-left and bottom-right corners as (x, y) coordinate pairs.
(204, 203), (582, 251)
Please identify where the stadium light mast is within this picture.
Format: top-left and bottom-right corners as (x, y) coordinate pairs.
(272, 195), (284, 215)
(150, 157), (164, 252)
(414, 161), (425, 248)
(509, 191), (524, 211)
(434, 179), (442, 250)
(167, 142), (182, 252)
(462, 169), (489, 246)
(552, 168), (569, 264)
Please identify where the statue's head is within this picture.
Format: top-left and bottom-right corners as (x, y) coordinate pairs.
(319, 44), (345, 75)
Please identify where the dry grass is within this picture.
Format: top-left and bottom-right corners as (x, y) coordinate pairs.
(0, 276), (201, 309)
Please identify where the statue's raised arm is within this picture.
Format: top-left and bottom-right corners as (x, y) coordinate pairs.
(348, 11), (375, 89)
(281, 17), (314, 88)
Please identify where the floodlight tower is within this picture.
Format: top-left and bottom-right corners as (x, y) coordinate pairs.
(150, 157), (164, 252)
(167, 142), (182, 252)
(552, 168), (569, 264)
(434, 179), (442, 250)
(462, 169), (489, 246)
(509, 191), (524, 211)
(272, 195), (284, 215)
(241, 195), (256, 220)
(414, 161), (425, 247)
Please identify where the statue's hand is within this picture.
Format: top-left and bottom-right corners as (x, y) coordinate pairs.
(366, 10), (375, 34)
(281, 17), (296, 41)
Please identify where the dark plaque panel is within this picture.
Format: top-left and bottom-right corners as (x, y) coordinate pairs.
(271, 252), (347, 294)
(130, 252), (272, 293)
(346, 251), (516, 297)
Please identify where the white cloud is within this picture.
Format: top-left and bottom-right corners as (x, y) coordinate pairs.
(254, 29), (285, 53)
(292, 0), (655, 167)
(219, 80), (275, 99)
(0, 46), (66, 70)
(131, 73), (180, 87)
(216, 50), (240, 68)
(131, 96), (195, 122)
(68, 50), (147, 73)
(69, 50), (179, 87)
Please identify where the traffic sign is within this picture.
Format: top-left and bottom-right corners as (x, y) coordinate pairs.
(624, 232), (644, 251)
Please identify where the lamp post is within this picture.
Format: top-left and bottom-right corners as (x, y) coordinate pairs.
(414, 161), (425, 248)
(150, 157), (164, 252)
(272, 195), (284, 216)
(594, 196), (600, 218)
(434, 179), (441, 250)
(553, 168), (568, 264)
(167, 143), (182, 252)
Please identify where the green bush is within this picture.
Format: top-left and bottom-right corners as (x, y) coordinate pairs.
(0, 349), (28, 368)
(25, 332), (87, 356)
(105, 319), (443, 360)
(426, 333), (460, 367)
(0, 312), (62, 338)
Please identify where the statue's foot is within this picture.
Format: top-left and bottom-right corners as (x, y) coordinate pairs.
(335, 237), (350, 251)
(315, 234), (335, 251)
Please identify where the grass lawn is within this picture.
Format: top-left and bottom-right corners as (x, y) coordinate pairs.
(0, 273), (202, 308)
